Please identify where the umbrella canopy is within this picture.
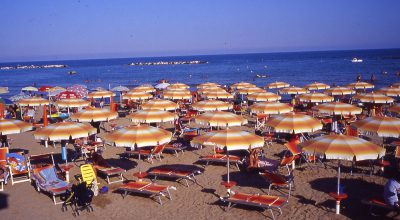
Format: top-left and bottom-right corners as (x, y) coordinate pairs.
(111, 85), (129, 92)
(21, 86), (38, 92)
(197, 82), (220, 89)
(351, 116), (400, 138)
(0, 119), (33, 135)
(48, 86), (66, 93)
(34, 122), (97, 141)
(123, 92), (153, 101)
(265, 81), (290, 89)
(70, 107), (118, 122)
(304, 82), (330, 90)
(131, 85), (155, 93)
(279, 86), (308, 95)
(9, 93), (30, 102)
(0, 87), (9, 94)
(102, 124), (172, 148)
(155, 82), (170, 90)
(55, 98), (90, 108)
(197, 87), (226, 94)
(377, 86), (400, 97)
(353, 93), (394, 104)
(265, 113), (322, 134)
(324, 86), (355, 96)
(56, 91), (81, 99)
(237, 87), (265, 95)
(231, 82), (256, 90)
(313, 102), (362, 115)
(194, 111), (247, 127)
(168, 83), (190, 90)
(127, 109), (177, 124)
(391, 83), (400, 88)
(38, 85), (53, 92)
(67, 85), (88, 98)
(247, 92), (281, 102)
(346, 81), (374, 90)
(250, 102), (292, 114)
(202, 91), (233, 99)
(141, 99), (178, 111)
(18, 97), (49, 107)
(298, 93), (334, 103)
(87, 91), (115, 98)
(163, 90), (191, 100)
(389, 104), (400, 114)
(192, 100), (232, 111)
(91, 87), (106, 91)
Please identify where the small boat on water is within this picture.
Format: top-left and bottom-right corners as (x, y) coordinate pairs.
(255, 74), (268, 78)
(68, 71), (77, 75)
(351, 58), (363, 63)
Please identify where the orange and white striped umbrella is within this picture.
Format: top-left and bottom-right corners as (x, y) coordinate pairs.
(324, 86), (355, 96)
(313, 102), (362, 115)
(197, 87), (226, 94)
(389, 104), (400, 114)
(391, 82), (400, 88)
(163, 89), (192, 100)
(231, 82), (256, 90)
(168, 83), (190, 90)
(192, 100), (233, 111)
(194, 111), (247, 127)
(354, 93), (394, 104)
(298, 93), (334, 103)
(127, 109), (177, 123)
(346, 81), (374, 89)
(265, 113), (322, 134)
(247, 92), (281, 102)
(102, 124), (172, 148)
(130, 85), (155, 93)
(250, 102), (292, 114)
(351, 116), (400, 138)
(377, 86), (400, 97)
(33, 122), (97, 141)
(70, 108), (118, 122)
(0, 119), (33, 135)
(123, 91), (153, 101)
(279, 86), (308, 95)
(55, 98), (90, 108)
(237, 87), (265, 95)
(0, 87), (9, 94)
(18, 97), (49, 106)
(197, 82), (220, 89)
(141, 99), (178, 111)
(265, 81), (290, 89)
(202, 91), (233, 99)
(87, 91), (115, 98)
(304, 82), (330, 90)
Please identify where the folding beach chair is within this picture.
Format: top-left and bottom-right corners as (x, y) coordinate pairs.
(121, 144), (165, 164)
(147, 167), (201, 187)
(6, 152), (31, 185)
(260, 171), (294, 198)
(29, 153), (55, 170)
(198, 154), (243, 169)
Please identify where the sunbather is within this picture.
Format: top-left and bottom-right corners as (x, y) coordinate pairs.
(384, 172), (400, 210)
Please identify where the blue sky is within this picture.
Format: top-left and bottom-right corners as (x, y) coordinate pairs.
(1, 0), (399, 61)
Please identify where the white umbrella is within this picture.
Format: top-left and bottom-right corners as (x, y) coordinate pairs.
(155, 83), (170, 90)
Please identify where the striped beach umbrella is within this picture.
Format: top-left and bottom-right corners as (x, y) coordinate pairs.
(123, 92), (153, 101)
(0, 87), (8, 94)
(377, 86), (400, 97)
(141, 99), (178, 111)
(0, 119), (33, 135)
(33, 122), (97, 141)
(87, 91), (115, 98)
(130, 85), (155, 93)
(391, 82), (400, 88)
(231, 82), (256, 90)
(21, 86), (38, 92)
(102, 124), (172, 148)
(265, 81), (290, 89)
(324, 86), (355, 96)
(346, 81), (374, 90)
(197, 82), (220, 89)
(55, 98), (90, 108)
(389, 104), (400, 114)
(192, 100), (233, 111)
(354, 93), (394, 104)
(194, 111), (247, 127)
(127, 109), (177, 124)
(279, 86), (308, 95)
(247, 92), (281, 102)
(298, 93), (334, 103)
(265, 113), (322, 134)
(202, 91), (233, 99)
(250, 102), (292, 114)
(163, 89), (191, 100)
(70, 107), (118, 122)
(313, 102), (362, 115)
(197, 87), (226, 94)
(351, 116), (400, 138)
(168, 83), (190, 90)
(18, 97), (49, 107)
(56, 91), (81, 99)
(304, 82), (330, 90)
(237, 87), (265, 95)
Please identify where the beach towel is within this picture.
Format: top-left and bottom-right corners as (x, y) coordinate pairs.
(39, 167), (69, 189)
(6, 153), (27, 173)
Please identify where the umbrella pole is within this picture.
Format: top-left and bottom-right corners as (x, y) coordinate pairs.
(227, 148), (230, 194)
(336, 160), (341, 214)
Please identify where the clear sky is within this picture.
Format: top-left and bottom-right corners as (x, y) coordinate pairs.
(1, 0), (399, 62)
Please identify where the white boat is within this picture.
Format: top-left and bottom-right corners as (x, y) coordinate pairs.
(351, 58), (363, 63)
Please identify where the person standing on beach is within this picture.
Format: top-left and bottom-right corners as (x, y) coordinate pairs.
(384, 173), (400, 210)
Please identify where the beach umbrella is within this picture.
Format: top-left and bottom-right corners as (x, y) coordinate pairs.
(231, 82), (256, 90)
(298, 93), (334, 103)
(21, 86), (38, 92)
(197, 87), (226, 94)
(202, 91), (233, 99)
(247, 92), (281, 102)
(55, 98), (90, 108)
(265, 113), (322, 134)
(18, 97), (49, 107)
(313, 102), (362, 116)
(346, 81), (374, 90)
(191, 129), (264, 184)
(123, 92), (153, 101)
(0, 119), (33, 135)
(33, 121), (97, 141)
(141, 99), (178, 111)
(0, 87), (9, 94)
(70, 107), (118, 122)
(377, 86), (400, 97)
(38, 85), (53, 92)
(389, 104), (400, 114)
(168, 83), (190, 90)
(48, 86), (66, 92)
(194, 111), (247, 128)
(197, 82), (220, 89)
(155, 82), (170, 90)
(279, 86), (308, 95)
(56, 91), (81, 100)
(324, 86), (355, 96)
(9, 93), (30, 102)
(131, 85), (155, 93)
(192, 100), (233, 111)
(91, 87), (106, 91)
(299, 134), (385, 214)
(250, 102), (293, 114)
(237, 87), (265, 95)
(351, 116), (400, 138)
(103, 124), (172, 148)
(111, 85), (129, 92)
(353, 93), (394, 104)
(67, 85), (88, 98)
(87, 91), (115, 99)
(163, 90), (191, 100)
(265, 81), (290, 89)
(304, 82), (330, 90)
(127, 109), (177, 124)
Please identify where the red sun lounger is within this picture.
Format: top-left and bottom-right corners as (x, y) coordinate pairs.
(199, 154), (243, 169)
(147, 168), (201, 187)
(118, 181), (176, 205)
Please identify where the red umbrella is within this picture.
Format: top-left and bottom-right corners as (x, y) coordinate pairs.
(38, 85), (53, 92)
(56, 91), (81, 99)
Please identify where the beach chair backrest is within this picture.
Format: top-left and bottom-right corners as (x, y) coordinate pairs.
(152, 145), (165, 154)
(6, 152), (29, 175)
(29, 153), (55, 169)
(0, 147), (9, 165)
(80, 164), (97, 185)
(285, 141), (301, 156)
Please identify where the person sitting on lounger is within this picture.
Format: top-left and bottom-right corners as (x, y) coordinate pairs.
(384, 172), (400, 210)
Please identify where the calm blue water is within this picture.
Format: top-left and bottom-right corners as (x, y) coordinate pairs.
(1, 49), (400, 98)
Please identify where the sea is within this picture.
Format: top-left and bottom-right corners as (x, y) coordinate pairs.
(1, 49), (400, 99)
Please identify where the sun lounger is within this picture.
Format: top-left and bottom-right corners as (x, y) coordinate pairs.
(91, 152), (125, 184)
(260, 171), (294, 198)
(31, 165), (72, 205)
(120, 145), (165, 163)
(362, 198), (395, 215)
(118, 180), (176, 205)
(29, 153), (55, 169)
(163, 143), (187, 156)
(147, 168), (201, 187)
(199, 154), (243, 169)
(220, 191), (287, 220)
